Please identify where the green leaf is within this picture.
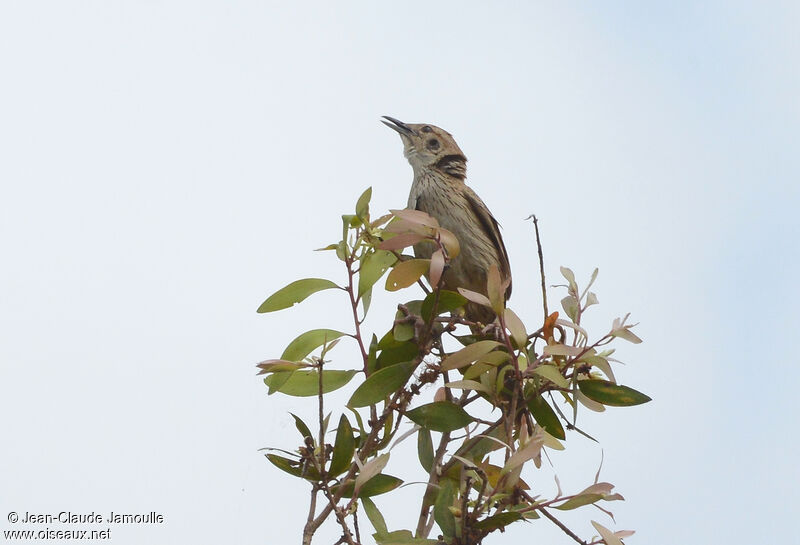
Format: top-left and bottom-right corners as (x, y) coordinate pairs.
(281, 329), (347, 361)
(433, 478), (457, 538)
(265, 453), (321, 481)
(290, 413), (313, 443)
(348, 361), (416, 407)
(441, 340), (502, 371)
(406, 402), (473, 432)
(455, 424), (507, 462)
(263, 371), (292, 394)
(361, 496), (387, 538)
(577, 379), (652, 406)
(476, 350), (512, 367)
(385, 259), (429, 291)
(417, 427), (434, 472)
(321, 412), (331, 437)
(359, 250), (398, 297)
(333, 473), (403, 498)
(347, 406), (366, 441)
(473, 511), (524, 531)
(264, 370), (357, 397)
(367, 334), (379, 374)
(374, 530), (439, 545)
(356, 186), (372, 220)
(329, 414), (355, 477)
(421, 290), (467, 321)
(335, 240), (348, 261)
(377, 339), (419, 369)
(527, 395), (566, 440)
(393, 300), (422, 343)
(257, 278), (339, 313)
(343, 213), (361, 228)
(393, 321), (414, 342)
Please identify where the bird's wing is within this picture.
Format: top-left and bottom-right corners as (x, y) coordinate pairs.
(463, 187), (512, 299)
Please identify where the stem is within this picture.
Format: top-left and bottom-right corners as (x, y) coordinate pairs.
(529, 215), (549, 319)
(496, 312), (524, 451)
(317, 354), (325, 455)
(345, 255), (369, 372)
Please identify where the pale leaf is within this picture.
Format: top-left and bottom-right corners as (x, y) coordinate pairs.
(445, 380), (491, 394)
(385, 218), (432, 236)
(555, 318), (588, 339)
(581, 482), (614, 496)
(612, 327), (643, 344)
(504, 308), (528, 347)
(389, 208), (439, 228)
(389, 425), (420, 450)
(429, 249), (445, 288)
(577, 391), (606, 412)
(541, 429), (565, 451)
(542, 343), (585, 357)
(355, 453), (390, 492)
(441, 340), (502, 371)
(591, 521), (624, 545)
(503, 430), (544, 473)
(457, 288), (492, 308)
(438, 228), (460, 258)
(486, 265), (505, 314)
(377, 233), (426, 251)
(532, 365), (569, 389)
(560, 266), (577, 294)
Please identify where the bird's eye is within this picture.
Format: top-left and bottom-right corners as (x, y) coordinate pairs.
(421, 126), (432, 133)
(426, 138), (440, 150)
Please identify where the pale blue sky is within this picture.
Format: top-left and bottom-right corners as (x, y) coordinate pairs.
(1, 2), (797, 544)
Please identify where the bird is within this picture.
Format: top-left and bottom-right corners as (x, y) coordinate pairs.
(382, 116), (511, 324)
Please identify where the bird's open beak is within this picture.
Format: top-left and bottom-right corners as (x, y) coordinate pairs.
(381, 116), (415, 136)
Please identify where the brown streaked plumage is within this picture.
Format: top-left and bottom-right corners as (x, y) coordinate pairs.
(382, 116), (511, 323)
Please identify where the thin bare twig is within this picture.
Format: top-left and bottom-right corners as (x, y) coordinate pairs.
(527, 214), (549, 319)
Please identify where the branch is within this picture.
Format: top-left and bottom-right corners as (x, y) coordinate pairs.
(302, 486), (319, 545)
(539, 508), (588, 545)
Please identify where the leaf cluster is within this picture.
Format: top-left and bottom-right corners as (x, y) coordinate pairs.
(256, 188), (649, 545)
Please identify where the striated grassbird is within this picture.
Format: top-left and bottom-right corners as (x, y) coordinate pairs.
(382, 116), (511, 324)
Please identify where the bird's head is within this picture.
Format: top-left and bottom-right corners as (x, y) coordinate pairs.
(381, 116), (467, 179)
